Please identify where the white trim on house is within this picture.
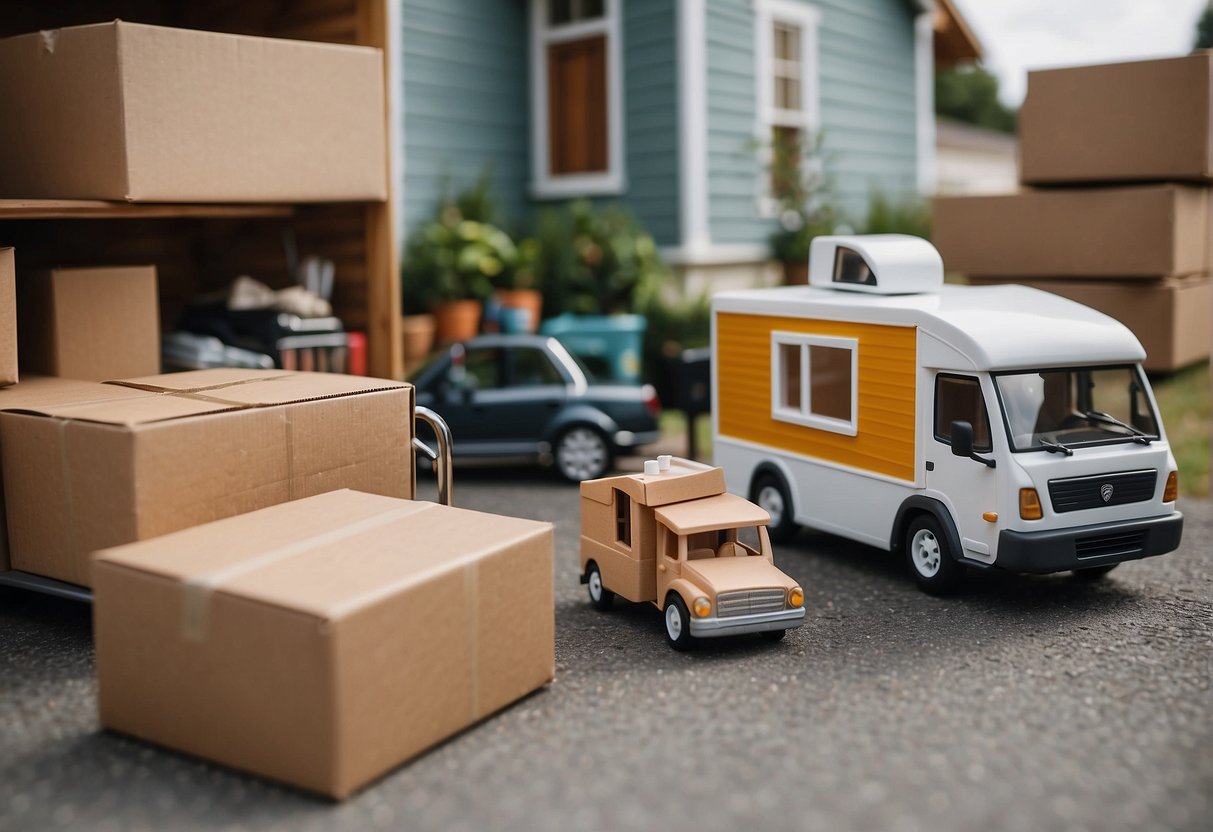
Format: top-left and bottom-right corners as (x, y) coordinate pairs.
(752, 0), (822, 218)
(529, 0), (626, 199)
(914, 10), (937, 195)
(677, 0), (709, 252)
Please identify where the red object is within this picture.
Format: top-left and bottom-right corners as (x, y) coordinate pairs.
(346, 331), (367, 376)
(642, 384), (661, 420)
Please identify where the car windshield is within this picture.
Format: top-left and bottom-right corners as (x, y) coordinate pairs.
(994, 365), (1160, 452)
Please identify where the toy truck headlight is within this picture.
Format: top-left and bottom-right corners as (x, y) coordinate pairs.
(1019, 488), (1043, 520)
(1163, 471), (1178, 503)
(788, 587), (804, 608)
(693, 597), (712, 618)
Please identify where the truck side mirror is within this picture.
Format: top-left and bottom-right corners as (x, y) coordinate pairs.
(950, 420), (974, 457)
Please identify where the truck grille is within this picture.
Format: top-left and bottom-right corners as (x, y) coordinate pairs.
(1075, 530), (1146, 559)
(717, 588), (786, 618)
(1047, 470), (1156, 513)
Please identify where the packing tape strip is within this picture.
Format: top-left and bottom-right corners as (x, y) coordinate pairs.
(181, 504), (422, 643)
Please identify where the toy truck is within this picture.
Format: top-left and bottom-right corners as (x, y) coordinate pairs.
(579, 456), (805, 650)
(711, 234), (1183, 593)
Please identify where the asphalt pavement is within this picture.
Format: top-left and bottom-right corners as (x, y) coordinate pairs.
(1, 466), (1210, 832)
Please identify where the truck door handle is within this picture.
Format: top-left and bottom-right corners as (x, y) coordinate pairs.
(658, 564), (667, 573)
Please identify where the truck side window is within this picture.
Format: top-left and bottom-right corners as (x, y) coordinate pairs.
(614, 489), (631, 547)
(772, 333), (858, 434)
(935, 374), (991, 452)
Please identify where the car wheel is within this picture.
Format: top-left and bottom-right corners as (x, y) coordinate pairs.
(554, 426), (611, 482)
(664, 594), (693, 652)
(1072, 563), (1118, 580)
(752, 473), (797, 543)
(585, 561), (615, 611)
(905, 514), (964, 595)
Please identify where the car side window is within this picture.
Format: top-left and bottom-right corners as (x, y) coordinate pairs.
(509, 348), (564, 387)
(935, 374), (992, 452)
(460, 347), (501, 390)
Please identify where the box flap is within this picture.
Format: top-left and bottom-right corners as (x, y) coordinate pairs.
(93, 490), (554, 625)
(110, 368), (408, 404)
(13, 392), (236, 425)
(0, 375), (149, 411)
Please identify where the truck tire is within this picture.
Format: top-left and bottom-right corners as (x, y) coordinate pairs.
(905, 514), (964, 595)
(752, 473), (797, 543)
(664, 594), (693, 651)
(585, 561), (615, 611)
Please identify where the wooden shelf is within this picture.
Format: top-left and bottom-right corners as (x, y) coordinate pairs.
(0, 199), (297, 220)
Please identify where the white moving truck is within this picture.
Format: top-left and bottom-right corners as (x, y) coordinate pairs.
(711, 235), (1183, 593)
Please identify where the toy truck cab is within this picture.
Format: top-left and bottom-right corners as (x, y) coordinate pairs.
(712, 235), (1184, 593)
(579, 456), (805, 650)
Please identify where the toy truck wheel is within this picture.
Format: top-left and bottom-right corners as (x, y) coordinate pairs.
(554, 427), (611, 482)
(1072, 564), (1118, 580)
(752, 473), (797, 543)
(664, 594), (693, 651)
(905, 515), (964, 594)
(585, 561), (615, 611)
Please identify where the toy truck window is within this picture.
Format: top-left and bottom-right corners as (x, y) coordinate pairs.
(771, 333), (858, 436)
(934, 375), (992, 452)
(614, 489), (631, 547)
(832, 247), (876, 286)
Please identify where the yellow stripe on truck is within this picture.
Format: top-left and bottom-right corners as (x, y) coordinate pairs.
(715, 312), (917, 482)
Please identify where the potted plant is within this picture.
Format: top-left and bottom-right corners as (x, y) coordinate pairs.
(491, 236), (544, 333)
(764, 130), (840, 285)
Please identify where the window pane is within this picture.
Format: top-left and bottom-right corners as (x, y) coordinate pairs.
(462, 348), (500, 390)
(775, 77), (801, 111)
(780, 343), (802, 410)
(615, 489), (631, 546)
(935, 375), (991, 451)
(549, 0), (572, 25)
(809, 345), (851, 421)
(550, 0), (604, 26)
(548, 36), (609, 174)
(511, 348), (563, 386)
(833, 247), (876, 286)
(774, 22), (800, 61)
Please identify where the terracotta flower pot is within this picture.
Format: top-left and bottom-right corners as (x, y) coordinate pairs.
(782, 260), (809, 285)
(433, 299), (482, 345)
(494, 288), (544, 333)
(400, 313), (436, 366)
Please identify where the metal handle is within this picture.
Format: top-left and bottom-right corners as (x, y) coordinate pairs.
(413, 406), (453, 506)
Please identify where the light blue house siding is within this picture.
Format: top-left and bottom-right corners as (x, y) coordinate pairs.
(401, 0), (530, 233)
(401, 0), (681, 245)
(706, 0), (920, 245)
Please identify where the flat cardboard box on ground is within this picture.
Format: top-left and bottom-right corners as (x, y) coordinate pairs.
(0, 249), (15, 387)
(18, 265), (160, 380)
(0, 21), (386, 202)
(0, 369), (413, 586)
(1020, 53), (1213, 185)
(933, 185), (1211, 279)
(93, 489), (555, 799)
(968, 276), (1212, 372)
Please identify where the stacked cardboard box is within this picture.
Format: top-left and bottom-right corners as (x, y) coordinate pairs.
(933, 54), (1213, 372)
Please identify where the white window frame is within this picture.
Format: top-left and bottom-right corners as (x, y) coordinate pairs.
(771, 331), (858, 436)
(529, 0), (626, 199)
(753, 0), (821, 217)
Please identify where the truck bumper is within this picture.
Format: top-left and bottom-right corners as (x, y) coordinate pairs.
(994, 511), (1183, 574)
(689, 607), (806, 638)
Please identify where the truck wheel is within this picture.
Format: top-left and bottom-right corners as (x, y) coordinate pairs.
(664, 594), (693, 651)
(554, 427), (611, 482)
(905, 515), (964, 595)
(1072, 564), (1118, 580)
(585, 561), (615, 611)
(752, 473), (797, 543)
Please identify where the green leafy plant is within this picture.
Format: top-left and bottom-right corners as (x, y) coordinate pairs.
(763, 130), (842, 265)
(403, 212), (517, 307)
(863, 190), (932, 240)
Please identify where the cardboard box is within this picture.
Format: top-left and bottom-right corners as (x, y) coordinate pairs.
(968, 276), (1212, 372)
(1020, 54), (1213, 185)
(933, 185), (1211, 279)
(0, 369), (413, 586)
(93, 489), (554, 799)
(0, 249), (15, 387)
(0, 21), (386, 202)
(18, 266), (160, 380)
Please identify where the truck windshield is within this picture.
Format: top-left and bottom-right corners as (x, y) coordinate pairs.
(993, 365), (1159, 452)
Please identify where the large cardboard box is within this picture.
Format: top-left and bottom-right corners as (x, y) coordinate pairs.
(1020, 54), (1213, 185)
(93, 489), (554, 799)
(0, 249), (15, 387)
(18, 265), (160, 380)
(968, 276), (1212, 372)
(933, 185), (1211, 279)
(0, 21), (386, 202)
(0, 369), (413, 586)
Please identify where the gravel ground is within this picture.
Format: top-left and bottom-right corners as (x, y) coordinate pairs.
(1, 468), (1209, 832)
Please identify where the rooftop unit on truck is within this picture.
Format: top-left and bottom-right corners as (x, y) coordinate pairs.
(711, 234), (1183, 593)
(579, 456), (805, 650)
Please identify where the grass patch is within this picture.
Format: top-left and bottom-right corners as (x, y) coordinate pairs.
(1151, 361), (1210, 498)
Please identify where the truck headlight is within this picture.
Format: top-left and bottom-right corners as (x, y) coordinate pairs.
(1019, 488), (1043, 520)
(1163, 471), (1178, 503)
(693, 597), (712, 618)
(788, 587), (804, 608)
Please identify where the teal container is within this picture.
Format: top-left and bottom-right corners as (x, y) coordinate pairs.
(540, 313), (646, 384)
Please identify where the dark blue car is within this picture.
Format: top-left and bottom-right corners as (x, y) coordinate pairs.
(411, 335), (661, 481)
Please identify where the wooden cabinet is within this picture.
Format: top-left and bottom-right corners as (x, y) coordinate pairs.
(0, 0), (402, 379)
